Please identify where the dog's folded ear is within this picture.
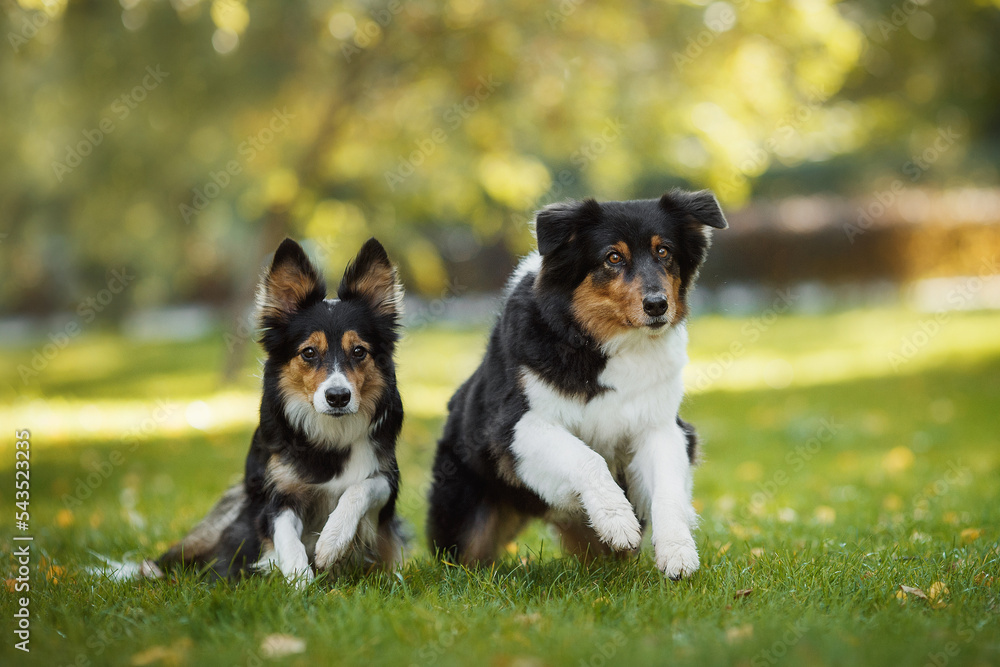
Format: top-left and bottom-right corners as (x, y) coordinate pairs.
(256, 238), (327, 330)
(338, 237), (403, 319)
(659, 189), (728, 230)
(534, 198), (602, 255)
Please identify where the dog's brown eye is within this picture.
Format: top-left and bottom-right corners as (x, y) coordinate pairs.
(301, 347), (317, 361)
(352, 346), (367, 360)
(657, 246), (669, 259)
(607, 251), (623, 266)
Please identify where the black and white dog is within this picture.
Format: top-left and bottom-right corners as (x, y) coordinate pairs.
(426, 190), (726, 579)
(154, 238), (406, 585)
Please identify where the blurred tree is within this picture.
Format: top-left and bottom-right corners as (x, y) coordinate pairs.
(1, 0), (997, 319)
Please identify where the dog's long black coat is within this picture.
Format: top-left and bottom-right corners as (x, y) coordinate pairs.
(427, 191), (725, 563)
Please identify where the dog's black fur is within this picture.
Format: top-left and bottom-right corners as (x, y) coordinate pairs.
(426, 190), (726, 569)
(156, 238), (405, 580)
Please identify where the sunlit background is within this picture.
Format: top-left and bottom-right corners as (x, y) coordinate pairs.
(3, 0), (1000, 468)
(2, 2), (1000, 664)
(4, 0), (1000, 435)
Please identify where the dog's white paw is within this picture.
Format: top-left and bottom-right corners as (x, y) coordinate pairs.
(313, 518), (356, 571)
(655, 537), (699, 580)
(587, 494), (643, 551)
(279, 553), (314, 589)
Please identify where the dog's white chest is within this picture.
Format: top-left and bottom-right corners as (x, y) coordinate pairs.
(521, 326), (688, 458)
(317, 441), (379, 501)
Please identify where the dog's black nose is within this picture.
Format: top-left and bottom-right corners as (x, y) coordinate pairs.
(642, 294), (668, 317)
(325, 388), (351, 409)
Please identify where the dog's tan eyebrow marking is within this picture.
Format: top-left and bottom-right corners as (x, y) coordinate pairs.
(340, 329), (386, 417)
(611, 241), (631, 262)
(280, 331), (330, 404)
(341, 330), (366, 355)
(650, 235), (669, 255)
(300, 331), (328, 355)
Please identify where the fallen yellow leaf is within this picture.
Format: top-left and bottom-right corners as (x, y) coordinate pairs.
(56, 509), (74, 528)
(130, 638), (191, 667)
(928, 582), (949, 600)
(725, 624), (754, 643)
(898, 584), (927, 600)
(260, 634), (306, 658)
(960, 528), (982, 543)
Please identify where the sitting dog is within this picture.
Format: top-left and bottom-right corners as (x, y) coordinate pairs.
(155, 237), (406, 585)
(426, 190), (726, 579)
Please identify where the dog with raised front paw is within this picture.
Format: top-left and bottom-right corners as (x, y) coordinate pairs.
(156, 237), (407, 585)
(426, 190), (726, 579)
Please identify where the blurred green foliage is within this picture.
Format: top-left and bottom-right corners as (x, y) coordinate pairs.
(2, 0), (999, 312)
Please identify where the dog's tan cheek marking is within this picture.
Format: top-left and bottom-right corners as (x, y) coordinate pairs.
(278, 331), (330, 403)
(342, 330), (386, 416)
(664, 271), (686, 324)
(650, 235), (686, 324)
(572, 272), (643, 342)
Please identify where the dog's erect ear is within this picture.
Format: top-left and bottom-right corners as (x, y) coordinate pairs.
(256, 238), (326, 328)
(338, 237), (403, 318)
(534, 198), (602, 256)
(659, 189), (728, 230)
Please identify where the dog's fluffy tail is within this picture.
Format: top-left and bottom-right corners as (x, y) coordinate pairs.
(85, 552), (164, 581)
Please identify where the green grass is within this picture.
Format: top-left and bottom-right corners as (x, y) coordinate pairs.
(1, 306), (999, 666)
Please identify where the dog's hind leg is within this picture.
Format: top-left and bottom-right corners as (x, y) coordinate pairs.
(459, 501), (527, 564)
(157, 482), (247, 575)
(427, 446), (526, 565)
(553, 518), (616, 562)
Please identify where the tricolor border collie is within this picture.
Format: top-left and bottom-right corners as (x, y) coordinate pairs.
(426, 189), (727, 579)
(153, 237), (406, 585)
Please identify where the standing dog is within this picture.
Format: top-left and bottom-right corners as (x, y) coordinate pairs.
(156, 238), (406, 585)
(426, 190), (726, 579)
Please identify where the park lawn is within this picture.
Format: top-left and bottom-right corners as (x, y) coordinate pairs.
(1, 305), (998, 666)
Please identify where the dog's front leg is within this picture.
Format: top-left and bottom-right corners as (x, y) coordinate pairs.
(270, 508), (314, 588)
(632, 426), (699, 579)
(511, 412), (641, 551)
(313, 476), (391, 571)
